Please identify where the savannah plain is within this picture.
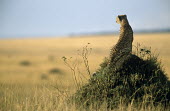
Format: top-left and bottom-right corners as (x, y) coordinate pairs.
(0, 33), (170, 110)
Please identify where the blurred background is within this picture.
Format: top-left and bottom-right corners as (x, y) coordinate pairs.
(0, 0), (170, 38)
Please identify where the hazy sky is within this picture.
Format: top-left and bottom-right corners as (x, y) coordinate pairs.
(0, 0), (170, 38)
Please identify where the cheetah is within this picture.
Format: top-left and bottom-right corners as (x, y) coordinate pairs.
(108, 15), (133, 70)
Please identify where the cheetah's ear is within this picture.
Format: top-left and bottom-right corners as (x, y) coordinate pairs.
(118, 16), (123, 21)
(118, 15), (127, 21)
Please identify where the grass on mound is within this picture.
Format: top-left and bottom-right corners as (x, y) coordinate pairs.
(73, 46), (170, 109)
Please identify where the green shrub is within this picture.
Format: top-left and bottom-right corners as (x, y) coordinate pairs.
(49, 68), (62, 74)
(20, 60), (31, 66)
(40, 73), (48, 80)
(73, 47), (170, 109)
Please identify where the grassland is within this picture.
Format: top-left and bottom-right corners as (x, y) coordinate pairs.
(0, 33), (170, 110)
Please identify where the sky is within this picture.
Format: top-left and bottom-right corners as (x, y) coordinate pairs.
(0, 0), (170, 38)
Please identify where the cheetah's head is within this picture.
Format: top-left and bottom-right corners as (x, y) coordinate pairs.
(116, 15), (129, 26)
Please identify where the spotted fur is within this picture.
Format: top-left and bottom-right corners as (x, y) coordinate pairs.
(109, 15), (133, 70)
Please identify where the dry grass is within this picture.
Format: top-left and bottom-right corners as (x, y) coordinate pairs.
(0, 33), (170, 110)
